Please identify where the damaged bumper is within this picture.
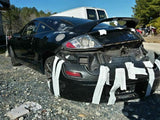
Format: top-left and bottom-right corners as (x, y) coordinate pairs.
(57, 49), (160, 103)
(60, 60), (160, 100)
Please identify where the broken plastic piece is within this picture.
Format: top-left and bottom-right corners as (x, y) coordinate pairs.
(6, 101), (42, 120)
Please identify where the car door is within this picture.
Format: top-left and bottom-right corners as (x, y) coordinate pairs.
(17, 21), (39, 62)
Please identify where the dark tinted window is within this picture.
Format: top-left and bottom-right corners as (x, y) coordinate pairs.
(22, 22), (39, 36)
(39, 17), (92, 29)
(97, 10), (107, 19)
(44, 19), (74, 31)
(87, 9), (97, 20)
(37, 23), (52, 33)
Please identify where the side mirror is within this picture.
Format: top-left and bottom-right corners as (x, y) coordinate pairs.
(13, 33), (21, 38)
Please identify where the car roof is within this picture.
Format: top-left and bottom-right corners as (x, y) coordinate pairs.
(34, 16), (92, 27)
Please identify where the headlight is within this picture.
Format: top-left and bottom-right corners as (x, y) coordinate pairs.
(63, 35), (102, 49)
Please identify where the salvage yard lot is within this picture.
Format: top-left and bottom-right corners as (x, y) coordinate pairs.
(0, 53), (160, 120)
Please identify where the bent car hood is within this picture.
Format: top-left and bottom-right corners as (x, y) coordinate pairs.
(72, 17), (138, 34)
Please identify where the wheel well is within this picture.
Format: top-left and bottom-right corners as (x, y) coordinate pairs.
(41, 51), (55, 73)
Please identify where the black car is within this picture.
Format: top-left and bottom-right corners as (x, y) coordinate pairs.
(0, 35), (6, 50)
(8, 16), (160, 104)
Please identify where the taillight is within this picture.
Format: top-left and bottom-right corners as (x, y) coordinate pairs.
(65, 71), (82, 77)
(63, 35), (102, 49)
(66, 42), (76, 48)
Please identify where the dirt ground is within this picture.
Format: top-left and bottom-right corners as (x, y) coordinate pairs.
(0, 51), (160, 120)
(0, 34), (160, 120)
(144, 34), (160, 43)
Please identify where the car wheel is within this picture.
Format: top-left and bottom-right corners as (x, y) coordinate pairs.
(44, 56), (54, 93)
(9, 46), (21, 66)
(44, 56), (66, 95)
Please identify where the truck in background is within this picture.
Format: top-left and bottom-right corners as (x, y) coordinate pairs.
(51, 7), (108, 20)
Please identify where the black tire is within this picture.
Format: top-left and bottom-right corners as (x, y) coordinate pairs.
(44, 56), (66, 94)
(9, 46), (21, 66)
(44, 56), (54, 93)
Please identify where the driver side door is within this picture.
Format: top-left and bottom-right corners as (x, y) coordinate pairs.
(15, 21), (39, 62)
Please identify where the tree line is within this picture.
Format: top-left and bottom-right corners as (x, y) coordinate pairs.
(2, 1), (160, 35)
(133, 0), (160, 33)
(2, 5), (55, 35)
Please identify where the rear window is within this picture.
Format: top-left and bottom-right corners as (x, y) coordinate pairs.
(97, 10), (107, 19)
(87, 9), (97, 20)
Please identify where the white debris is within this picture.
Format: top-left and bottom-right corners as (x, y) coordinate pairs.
(98, 29), (107, 35)
(6, 101), (42, 120)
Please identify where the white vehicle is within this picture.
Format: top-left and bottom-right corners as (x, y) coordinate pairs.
(51, 7), (108, 20)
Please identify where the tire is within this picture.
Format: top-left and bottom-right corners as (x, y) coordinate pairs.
(44, 56), (54, 93)
(44, 56), (66, 94)
(9, 46), (21, 66)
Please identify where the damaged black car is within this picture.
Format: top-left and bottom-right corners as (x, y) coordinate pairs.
(8, 16), (160, 104)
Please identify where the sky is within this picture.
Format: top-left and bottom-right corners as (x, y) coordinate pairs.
(10, 0), (136, 17)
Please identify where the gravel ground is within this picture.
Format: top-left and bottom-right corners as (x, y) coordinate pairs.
(1, 52), (160, 120)
(144, 34), (160, 43)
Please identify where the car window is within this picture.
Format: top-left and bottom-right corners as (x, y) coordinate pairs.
(22, 22), (39, 36)
(37, 23), (52, 33)
(87, 9), (97, 20)
(97, 10), (107, 19)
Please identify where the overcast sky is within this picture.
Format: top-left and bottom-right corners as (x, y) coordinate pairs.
(10, 0), (136, 17)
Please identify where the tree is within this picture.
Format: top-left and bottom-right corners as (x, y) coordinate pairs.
(2, 5), (53, 34)
(133, 0), (160, 26)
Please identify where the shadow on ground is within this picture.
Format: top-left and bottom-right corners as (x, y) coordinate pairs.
(0, 46), (6, 54)
(122, 94), (160, 120)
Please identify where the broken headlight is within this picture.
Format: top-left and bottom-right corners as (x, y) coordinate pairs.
(63, 35), (102, 49)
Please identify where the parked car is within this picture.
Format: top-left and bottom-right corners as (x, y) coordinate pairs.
(136, 29), (142, 34)
(52, 7), (108, 20)
(8, 16), (160, 104)
(0, 35), (6, 51)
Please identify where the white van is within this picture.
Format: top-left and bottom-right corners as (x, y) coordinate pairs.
(51, 7), (108, 20)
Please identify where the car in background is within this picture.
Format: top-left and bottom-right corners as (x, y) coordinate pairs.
(52, 7), (108, 20)
(136, 29), (142, 34)
(0, 35), (6, 51)
(8, 16), (160, 103)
